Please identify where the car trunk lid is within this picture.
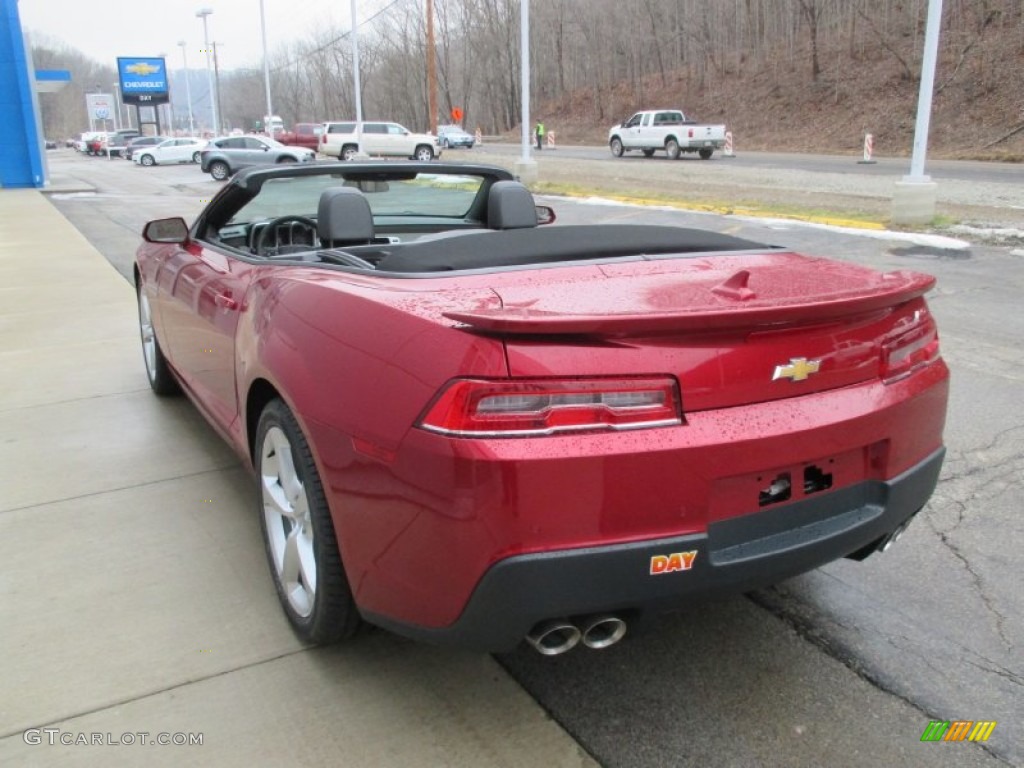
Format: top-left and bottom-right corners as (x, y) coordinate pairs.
(443, 253), (936, 412)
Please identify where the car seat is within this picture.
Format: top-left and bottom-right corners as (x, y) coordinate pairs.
(317, 187), (375, 248)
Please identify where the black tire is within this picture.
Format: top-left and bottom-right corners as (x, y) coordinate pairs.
(140, 154), (155, 166)
(441, 138), (450, 149)
(610, 137), (624, 157)
(341, 144), (359, 161)
(642, 149), (655, 157)
(276, 156), (297, 164)
(192, 151), (202, 163)
(414, 145), (435, 161)
(699, 148), (714, 160)
(665, 139), (681, 160)
(209, 160), (230, 181)
(256, 399), (360, 644)
(137, 284), (180, 396)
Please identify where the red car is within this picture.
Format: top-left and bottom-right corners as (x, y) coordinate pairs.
(135, 162), (948, 655)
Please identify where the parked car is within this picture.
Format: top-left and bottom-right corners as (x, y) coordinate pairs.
(608, 109), (726, 160)
(437, 124), (475, 149)
(75, 131), (104, 153)
(199, 135), (316, 180)
(318, 121), (441, 161)
(133, 137), (206, 166)
(85, 132), (112, 155)
(105, 129), (141, 157)
(124, 135), (168, 162)
(276, 122), (323, 151)
(134, 161), (948, 655)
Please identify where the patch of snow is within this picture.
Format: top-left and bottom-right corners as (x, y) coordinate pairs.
(559, 195), (972, 251)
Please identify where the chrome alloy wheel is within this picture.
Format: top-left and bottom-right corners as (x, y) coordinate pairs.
(138, 291), (157, 383)
(261, 426), (317, 617)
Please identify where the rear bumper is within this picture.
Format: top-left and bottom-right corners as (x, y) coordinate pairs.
(362, 447), (944, 651)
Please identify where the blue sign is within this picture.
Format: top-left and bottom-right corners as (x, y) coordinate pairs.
(116, 57), (169, 105)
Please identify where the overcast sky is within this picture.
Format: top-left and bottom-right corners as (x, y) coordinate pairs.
(19, 0), (389, 71)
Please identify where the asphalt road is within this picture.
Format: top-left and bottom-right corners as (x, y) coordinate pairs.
(480, 141), (1024, 186)
(41, 150), (1022, 767)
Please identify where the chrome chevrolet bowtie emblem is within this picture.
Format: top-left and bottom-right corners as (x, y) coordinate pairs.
(772, 357), (821, 382)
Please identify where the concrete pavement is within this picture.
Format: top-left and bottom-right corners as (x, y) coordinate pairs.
(0, 187), (596, 767)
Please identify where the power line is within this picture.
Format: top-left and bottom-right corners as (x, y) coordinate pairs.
(269, 0), (409, 74)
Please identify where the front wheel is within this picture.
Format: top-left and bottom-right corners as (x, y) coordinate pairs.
(256, 399), (360, 644)
(699, 148), (714, 160)
(665, 139), (681, 160)
(137, 285), (180, 396)
(209, 160), (230, 181)
(140, 154), (155, 166)
(414, 145), (435, 161)
(609, 137), (624, 157)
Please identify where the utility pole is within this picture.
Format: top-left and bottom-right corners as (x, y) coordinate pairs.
(426, 0), (438, 134)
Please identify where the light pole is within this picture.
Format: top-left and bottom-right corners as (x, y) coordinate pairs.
(212, 42), (226, 133)
(259, 0), (273, 131)
(350, 0), (363, 153)
(111, 82), (121, 130)
(196, 7), (219, 135)
(178, 41), (195, 136)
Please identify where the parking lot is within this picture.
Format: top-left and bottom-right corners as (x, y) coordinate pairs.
(1, 149), (1020, 766)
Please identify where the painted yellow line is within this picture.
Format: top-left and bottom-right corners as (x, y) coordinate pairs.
(549, 190), (887, 231)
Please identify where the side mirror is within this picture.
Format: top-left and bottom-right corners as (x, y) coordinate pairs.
(142, 217), (189, 244)
(535, 205), (556, 226)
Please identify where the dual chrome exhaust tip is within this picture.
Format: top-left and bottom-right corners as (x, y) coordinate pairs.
(525, 614), (628, 656)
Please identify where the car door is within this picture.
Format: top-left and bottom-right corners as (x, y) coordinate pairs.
(361, 123), (387, 155)
(241, 136), (273, 169)
(155, 240), (254, 432)
(640, 112), (671, 145)
(385, 123), (410, 156)
(171, 139), (196, 163)
(621, 113), (644, 148)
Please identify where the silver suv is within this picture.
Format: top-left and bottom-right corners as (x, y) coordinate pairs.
(319, 121), (440, 161)
(200, 135), (316, 180)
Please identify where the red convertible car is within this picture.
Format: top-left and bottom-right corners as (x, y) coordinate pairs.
(135, 162), (948, 655)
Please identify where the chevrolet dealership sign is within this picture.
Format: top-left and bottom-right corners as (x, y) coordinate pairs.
(116, 57), (169, 105)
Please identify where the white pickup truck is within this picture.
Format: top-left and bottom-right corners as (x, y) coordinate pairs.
(608, 109), (726, 160)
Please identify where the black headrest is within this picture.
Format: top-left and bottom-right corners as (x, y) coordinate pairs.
(487, 181), (538, 230)
(317, 187), (374, 246)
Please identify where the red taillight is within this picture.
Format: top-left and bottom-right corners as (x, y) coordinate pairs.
(881, 312), (940, 383)
(418, 377), (683, 437)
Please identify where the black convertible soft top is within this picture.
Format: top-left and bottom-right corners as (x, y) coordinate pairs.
(368, 225), (776, 274)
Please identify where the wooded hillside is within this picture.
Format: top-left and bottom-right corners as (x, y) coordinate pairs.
(33, 0), (1024, 158)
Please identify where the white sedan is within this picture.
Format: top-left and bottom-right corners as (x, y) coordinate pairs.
(134, 138), (206, 167)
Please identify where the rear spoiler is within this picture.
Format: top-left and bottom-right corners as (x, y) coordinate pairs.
(444, 272), (936, 335)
